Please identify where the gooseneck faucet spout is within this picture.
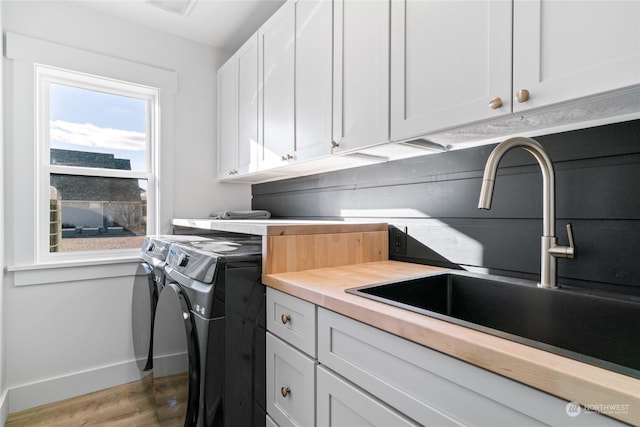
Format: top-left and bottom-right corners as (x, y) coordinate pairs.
(478, 137), (575, 289)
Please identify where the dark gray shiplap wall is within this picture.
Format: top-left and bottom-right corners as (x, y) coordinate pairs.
(252, 120), (640, 296)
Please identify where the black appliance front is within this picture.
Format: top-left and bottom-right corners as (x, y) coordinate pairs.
(152, 281), (202, 426)
(132, 262), (157, 372)
(133, 234), (214, 376)
(153, 236), (265, 427)
(224, 264), (266, 427)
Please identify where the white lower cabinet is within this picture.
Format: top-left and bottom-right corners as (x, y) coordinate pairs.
(266, 289), (625, 426)
(317, 307), (625, 427)
(266, 287), (317, 357)
(317, 365), (416, 427)
(266, 288), (318, 427)
(266, 414), (279, 427)
(266, 332), (316, 427)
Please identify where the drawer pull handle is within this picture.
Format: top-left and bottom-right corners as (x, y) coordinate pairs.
(516, 89), (530, 103)
(281, 386), (291, 398)
(488, 96), (503, 109)
(281, 314), (291, 324)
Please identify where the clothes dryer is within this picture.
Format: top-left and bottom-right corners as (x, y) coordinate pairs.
(153, 235), (264, 427)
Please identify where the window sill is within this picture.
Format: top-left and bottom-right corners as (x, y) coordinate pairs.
(7, 255), (140, 287)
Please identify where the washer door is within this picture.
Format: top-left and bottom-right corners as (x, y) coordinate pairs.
(132, 262), (157, 372)
(152, 282), (200, 426)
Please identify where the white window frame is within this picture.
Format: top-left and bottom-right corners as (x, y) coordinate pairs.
(35, 65), (159, 262)
(5, 32), (177, 277)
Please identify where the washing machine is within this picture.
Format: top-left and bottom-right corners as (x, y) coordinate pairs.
(132, 235), (214, 374)
(153, 235), (265, 427)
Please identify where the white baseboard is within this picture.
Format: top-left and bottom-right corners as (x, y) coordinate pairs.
(0, 388), (9, 426)
(7, 360), (144, 413)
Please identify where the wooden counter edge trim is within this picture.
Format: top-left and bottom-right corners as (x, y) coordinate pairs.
(262, 263), (640, 426)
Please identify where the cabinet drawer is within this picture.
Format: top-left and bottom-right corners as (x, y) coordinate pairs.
(266, 332), (317, 427)
(267, 287), (316, 357)
(317, 366), (417, 427)
(318, 308), (623, 426)
(266, 414), (278, 427)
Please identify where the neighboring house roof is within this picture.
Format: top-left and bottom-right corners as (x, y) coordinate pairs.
(50, 149), (142, 202)
(51, 148), (132, 170)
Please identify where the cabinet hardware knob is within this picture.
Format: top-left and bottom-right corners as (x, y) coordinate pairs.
(488, 96), (503, 109)
(281, 154), (294, 161)
(281, 386), (291, 398)
(281, 314), (291, 324)
(516, 89), (530, 103)
(331, 141), (340, 148)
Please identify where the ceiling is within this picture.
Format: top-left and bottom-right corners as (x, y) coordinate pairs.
(69, 0), (286, 52)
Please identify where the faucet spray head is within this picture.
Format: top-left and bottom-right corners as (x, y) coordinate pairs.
(478, 179), (495, 209)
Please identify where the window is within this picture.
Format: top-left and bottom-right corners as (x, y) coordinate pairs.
(37, 65), (158, 258)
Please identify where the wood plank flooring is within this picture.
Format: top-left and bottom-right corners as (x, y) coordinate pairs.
(5, 377), (161, 427)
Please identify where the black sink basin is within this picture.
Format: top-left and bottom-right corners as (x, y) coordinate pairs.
(347, 272), (640, 379)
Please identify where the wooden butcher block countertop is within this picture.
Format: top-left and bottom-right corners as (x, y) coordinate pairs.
(263, 260), (640, 426)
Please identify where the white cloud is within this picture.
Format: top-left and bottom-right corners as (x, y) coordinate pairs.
(50, 120), (146, 151)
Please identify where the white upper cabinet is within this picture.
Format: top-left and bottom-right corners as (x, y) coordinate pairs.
(217, 55), (238, 179)
(259, 0), (333, 168)
(513, 0), (640, 112)
(332, 0), (390, 152)
(295, 0), (334, 162)
(259, 1), (296, 169)
(236, 34), (259, 176)
(219, 0), (639, 182)
(390, 0), (512, 141)
(217, 34), (258, 180)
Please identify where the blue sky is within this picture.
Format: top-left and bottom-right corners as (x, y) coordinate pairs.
(49, 83), (148, 172)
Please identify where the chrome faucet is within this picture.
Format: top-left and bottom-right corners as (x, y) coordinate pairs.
(478, 137), (575, 289)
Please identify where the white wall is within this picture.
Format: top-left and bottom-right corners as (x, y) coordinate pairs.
(0, 1), (7, 424)
(3, 0), (251, 224)
(2, 0), (251, 413)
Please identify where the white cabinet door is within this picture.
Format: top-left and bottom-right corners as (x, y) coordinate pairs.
(267, 332), (317, 427)
(236, 34), (259, 176)
(217, 34), (258, 180)
(332, 0), (390, 153)
(267, 287), (317, 357)
(259, 1), (296, 169)
(318, 307), (625, 427)
(513, 0), (640, 112)
(294, 0), (333, 162)
(390, 0), (512, 141)
(317, 366), (418, 427)
(217, 55), (238, 179)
